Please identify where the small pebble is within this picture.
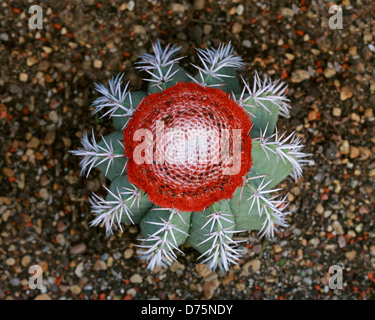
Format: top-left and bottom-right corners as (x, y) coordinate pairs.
(203, 279), (219, 300)
(6, 258), (16, 266)
(345, 250), (357, 260)
(232, 22), (243, 34)
(10, 278), (20, 287)
(291, 70), (310, 83)
(340, 86), (353, 101)
(70, 285), (81, 295)
(242, 39), (251, 48)
(221, 271), (234, 285)
(130, 273), (142, 284)
(27, 57), (38, 67)
(0, 33), (9, 41)
(349, 146), (360, 159)
(171, 3), (185, 13)
(75, 262), (84, 278)
(324, 68), (336, 78)
(127, 0), (135, 11)
(332, 107), (342, 117)
(93, 260), (107, 271)
(56, 234), (66, 246)
(93, 59), (103, 69)
(27, 137), (40, 149)
(196, 264), (212, 277)
(124, 248), (134, 259)
(34, 294), (51, 300)
(339, 140), (350, 155)
(19, 73), (28, 82)
(44, 130), (56, 146)
(193, 0), (205, 10)
(338, 235), (346, 248)
(49, 110), (59, 123)
(70, 243), (87, 255)
(332, 221), (344, 235)
(39, 188), (49, 201)
(242, 259), (261, 276)
(280, 7), (294, 17)
(119, 2), (127, 11)
(3, 167), (14, 178)
(236, 5), (244, 15)
(316, 203), (324, 214)
(21, 255), (31, 267)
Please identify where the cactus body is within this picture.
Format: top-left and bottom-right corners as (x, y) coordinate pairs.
(112, 91), (147, 131)
(71, 40), (309, 272)
(106, 175), (153, 224)
(96, 131), (127, 181)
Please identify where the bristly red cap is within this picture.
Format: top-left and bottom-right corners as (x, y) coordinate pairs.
(123, 82), (252, 212)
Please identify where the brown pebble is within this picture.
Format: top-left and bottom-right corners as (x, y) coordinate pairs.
(49, 110), (59, 123)
(93, 59), (103, 69)
(27, 57), (38, 66)
(338, 235), (346, 248)
(364, 108), (373, 118)
(19, 73), (28, 82)
(93, 260), (107, 271)
(2, 167), (14, 178)
(359, 147), (371, 161)
(291, 70), (310, 83)
(39, 188), (49, 201)
(307, 109), (317, 121)
(130, 273), (143, 283)
(340, 86), (353, 101)
(349, 146), (360, 159)
(6, 257), (16, 266)
(26, 137), (40, 149)
(70, 285), (81, 295)
(203, 279), (219, 299)
(339, 140), (350, 154)
(124, 248), (134, 259)
(232, 22), (243, 34)
(70, 243), (87, 255)
(242, 259), (261, 276)
(44, 130), (56, 145)
(332, 107), (342, 117)
(193, 0), (205, 10)
(21, 255), (31, 267)
(221, 271), (234, 285)
(324, 67), (336, 78)
(196, 264), (212, 277)
(253, 244), (262, 254)
(56, 234), (66, 246)
(39, 261), (48, 273)
(57, 221), (68, 232)
(345, 250), (357, 260)
(34, 294), (51, 300)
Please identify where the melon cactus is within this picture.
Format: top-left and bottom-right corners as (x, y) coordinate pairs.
(71, 40), (309, 272)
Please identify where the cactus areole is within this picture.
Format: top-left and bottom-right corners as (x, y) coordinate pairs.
(71, 41), (309, 272)
(124, 82), (253, 212)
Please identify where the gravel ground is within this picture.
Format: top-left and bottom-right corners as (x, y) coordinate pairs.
(0, 0), (374, 300)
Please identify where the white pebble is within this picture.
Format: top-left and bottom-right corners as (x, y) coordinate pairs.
(127, 1), (135, 11)
(236, 5), (244, 15)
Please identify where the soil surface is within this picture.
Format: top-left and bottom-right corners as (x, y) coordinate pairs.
(0, 0), (374, 300)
